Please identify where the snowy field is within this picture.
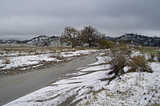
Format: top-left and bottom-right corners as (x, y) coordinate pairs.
(4, 50), (160, 106)
(0, 47), (98, 75)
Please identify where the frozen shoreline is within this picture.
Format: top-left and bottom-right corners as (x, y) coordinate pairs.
(0, 53), (98, 105)
(4, 50), (160, 106)
(0, 49), (99, 75)
(1, 51), (160, 106)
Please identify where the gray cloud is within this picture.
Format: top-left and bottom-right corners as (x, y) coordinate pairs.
(0, 0), (160, 40)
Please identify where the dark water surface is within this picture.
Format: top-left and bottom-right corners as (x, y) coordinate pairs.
(0, 53), (98, 105)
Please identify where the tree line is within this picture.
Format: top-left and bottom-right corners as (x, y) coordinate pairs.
(60, 26), (113, 48)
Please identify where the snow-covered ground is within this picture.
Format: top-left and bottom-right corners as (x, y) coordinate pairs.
(0, 49), (98, 74)
(0, 54), (56, 69)
(4, 50), (160, 106)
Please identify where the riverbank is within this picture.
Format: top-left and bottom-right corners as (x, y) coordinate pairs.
(4, 49), (160, 106)
(0, 47), (99, 75)
(0, 53), (99, 105)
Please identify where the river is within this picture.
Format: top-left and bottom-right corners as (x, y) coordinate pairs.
(0, 53), (98, 105)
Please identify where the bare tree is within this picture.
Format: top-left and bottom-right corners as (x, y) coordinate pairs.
(60, 27), (80, 48)
(81, 26), (104, 47)
(61, 26), (105, 48)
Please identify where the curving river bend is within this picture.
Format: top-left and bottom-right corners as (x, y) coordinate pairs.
(0, 53), (98, 105)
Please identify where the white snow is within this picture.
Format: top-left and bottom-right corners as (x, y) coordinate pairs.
(0, 49), (99, 70)
(1, 54), (56, 69)
(83, 62), (160, 106)
(4, 50), (160, 106)
(81, 65), (110, 72)
(60, 49), (99, 58)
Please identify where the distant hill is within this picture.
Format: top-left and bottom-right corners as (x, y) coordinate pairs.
(27, 35), (60, 46)
(1, 34), (160, 47)
(0, 35), (61, 47)
(105, 33), (160, 47)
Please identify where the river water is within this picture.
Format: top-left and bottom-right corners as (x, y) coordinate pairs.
(0, 53), (98, 105)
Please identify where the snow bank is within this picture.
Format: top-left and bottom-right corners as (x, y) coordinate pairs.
(4, 50), (160, 106)
(78, 62), (160, 106)
(0, 49), (99, 71)
(1, 54), (56, 69)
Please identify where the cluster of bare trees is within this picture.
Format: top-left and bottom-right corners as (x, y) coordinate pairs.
(60, 26), (105, 48)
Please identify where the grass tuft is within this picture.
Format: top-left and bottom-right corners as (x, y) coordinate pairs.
(108, 49), (128, 77)
(2, 58), (10, 64)
(156, 52), (160, 62)
(127, 55), (153, 73)
(148, 53), (155, 62)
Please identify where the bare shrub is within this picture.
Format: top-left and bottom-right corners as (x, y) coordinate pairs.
(108, 50), (128, 77)
(0, 52), (4, 55)
(35, 52), (39, 55)
(111, 48), (132, 57)
(156, 52), (160, 62)
(49, 55), (56, 58)
(148, 53), (155, 62)
(56, 53), (66, 60)
(2, 58), (10, 64)
(127, 55), (153, 73)
(107, 48), (153, 80)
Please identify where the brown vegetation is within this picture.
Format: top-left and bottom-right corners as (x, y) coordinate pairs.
(108, 49), (129, 77)
(156, 52), (160, 62)
(109, 52), (127, 76)
(127, 55), (153, 73)
(148, 53), (155, 62)
(60, 26), (105, 48)
(2, 58), (10, 64)
(106, 48), (153, 79)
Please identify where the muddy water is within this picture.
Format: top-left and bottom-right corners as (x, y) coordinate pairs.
(0, 53), (98, 105)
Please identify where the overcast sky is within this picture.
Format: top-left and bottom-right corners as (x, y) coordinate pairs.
(0, 0), (160, 40)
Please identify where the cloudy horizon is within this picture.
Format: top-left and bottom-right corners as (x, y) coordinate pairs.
(0, 0), (160, 40)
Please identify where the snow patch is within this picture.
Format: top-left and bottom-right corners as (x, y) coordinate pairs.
(4, 51), (160, 106)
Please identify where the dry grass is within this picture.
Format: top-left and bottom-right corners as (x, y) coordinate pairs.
(106, 47), (153, 79)
(56, 53), (66, 60)
(0, 46), (71, 57)
(156, 52), (160, 62)
(2, 58), (10, 64)
(127, 55), (153, 73)
(131, 46), (160, 54)
(148, 53), (155, 62)
(108, 49), (128, 76)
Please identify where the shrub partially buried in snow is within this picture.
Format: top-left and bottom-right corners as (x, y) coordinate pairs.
(127, 55), (153, 73)
(156, 52), (160, 62)
(148, 53), (155, 62)
(108, 50), (128, 77)
(2, 58), (10, 64)
(107, 49), (153, 79)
